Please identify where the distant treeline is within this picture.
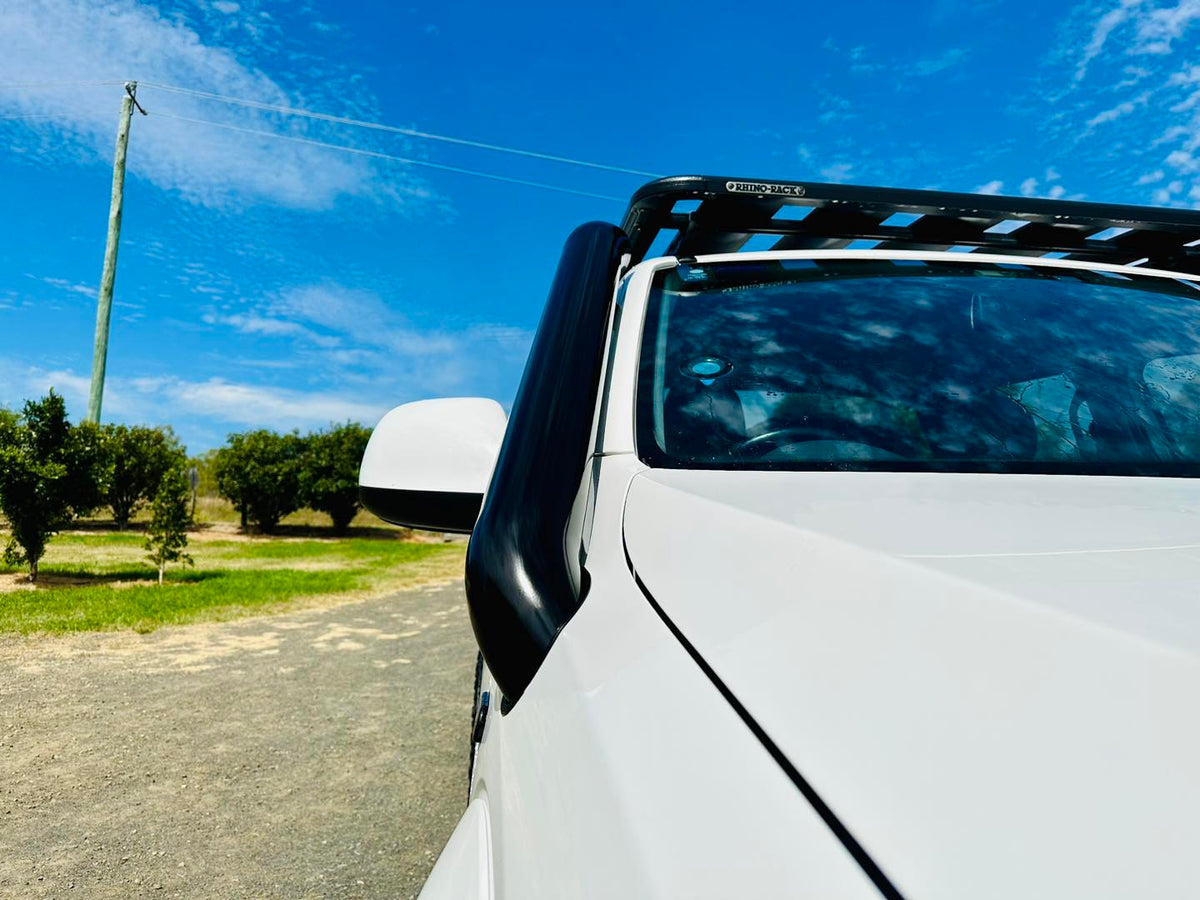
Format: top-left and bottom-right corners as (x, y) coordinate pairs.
(0, 390), (371, 578)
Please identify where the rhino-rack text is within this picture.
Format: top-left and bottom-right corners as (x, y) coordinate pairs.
(725, 181), (807, 197)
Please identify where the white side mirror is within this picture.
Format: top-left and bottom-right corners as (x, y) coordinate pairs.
(359, 398), (508, 533)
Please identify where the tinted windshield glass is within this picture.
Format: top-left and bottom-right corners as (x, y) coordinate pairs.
(636, 259), (1200, 475)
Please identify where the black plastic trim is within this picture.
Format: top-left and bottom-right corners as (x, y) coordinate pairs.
(358, 486), (481, 533)
(472, 691), (490, 744)
(621, 174), (1200, 273)
(465, 222), (631, 704)
(623, 543), (906, 900)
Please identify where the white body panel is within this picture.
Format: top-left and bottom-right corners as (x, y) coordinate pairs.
(463, 455), (882, 900)
(359, 397), (506, 494)
(418, 247), (1200, 897)
(419, 797), (493, 900)
(623, 470), (1200, 900)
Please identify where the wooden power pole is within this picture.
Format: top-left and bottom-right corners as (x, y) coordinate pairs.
(87, 81), (143, 424)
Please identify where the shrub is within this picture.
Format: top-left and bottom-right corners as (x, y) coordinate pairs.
(145, 464), (193, 584)
(101, 424), (187, 529)
(214, 430), (307, 533)
(299, 423), (371, 534)
(0, 391), (107, 580)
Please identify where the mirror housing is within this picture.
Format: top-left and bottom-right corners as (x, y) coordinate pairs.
(359, 398), (507, 533)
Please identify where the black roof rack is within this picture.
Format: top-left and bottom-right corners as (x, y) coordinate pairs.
(620, 175), (1200, 274)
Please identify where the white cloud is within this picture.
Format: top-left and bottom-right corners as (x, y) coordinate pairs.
(1166, 149), (1200, 172)
(271, 284), (460, 357)
(820, 163), (854, 183)
(907, 48), (968, 77)
(0, 0), (426, 210)
(1015, 174), (1081, 200)
(1073, 0), (1143, 85)
(14, 363), (385, 433)
(1085, 92), (1150, 127)
(817, 92), (855, 125)
(191, 280), (534, 424)
(1044, 1), (1200, 205)
(974, 180), (1004, 195)
(206, 312), (343, 348)
(168, 377), (384, 428)
(1132, 0), (1200, 53)
(27, 274), (96, 299)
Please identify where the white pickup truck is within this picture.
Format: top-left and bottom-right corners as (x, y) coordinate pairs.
(360, 175), (1200, 900)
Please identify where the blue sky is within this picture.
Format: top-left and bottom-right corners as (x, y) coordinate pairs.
(3, 0), (1200, 452)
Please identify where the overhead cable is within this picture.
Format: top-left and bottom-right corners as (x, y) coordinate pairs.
(139, 81), (659, 178)
(150, 111), (627, 202)
(0, 80), (127, 88)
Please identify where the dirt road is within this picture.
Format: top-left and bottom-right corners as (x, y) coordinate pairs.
(0, 582), (477, 899)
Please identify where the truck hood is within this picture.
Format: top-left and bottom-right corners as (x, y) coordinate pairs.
(622, 470), (1200, 900)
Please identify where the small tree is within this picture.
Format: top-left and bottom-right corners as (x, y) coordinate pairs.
(144, 465), (193, 585)
(300, 423), (372, 534)
(214, 430), (306, 533)
(101, 424), (187, 529)
(0, 392), (105, 580)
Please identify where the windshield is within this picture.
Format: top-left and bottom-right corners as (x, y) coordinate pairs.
(635, 259), (1200, 475)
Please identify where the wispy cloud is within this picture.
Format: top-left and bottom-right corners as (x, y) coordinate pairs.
(907, 48), (969, 77)
(1043, 0), (1200, 205)
(20, 363), (385, 433)
(819, 162), (855, 183)
(974, 180), (1004, 195)
(1085, 91), (1151, 127)
(189, 280), (534, 434)
(1131, 0), (1200, 53)
(26, 274), (96, 299)
(1072, 0), (1143, 85)
(0, 0), (429, 210)
(1014, 167), (1080, 200)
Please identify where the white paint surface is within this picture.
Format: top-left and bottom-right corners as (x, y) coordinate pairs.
(623, 469), (1200, 900)
(359, 397), (506, 494)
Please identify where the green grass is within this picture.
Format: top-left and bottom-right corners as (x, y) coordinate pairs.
(0, 534), (466, 635)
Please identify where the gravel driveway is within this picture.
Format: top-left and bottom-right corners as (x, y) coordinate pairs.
(0, 581), (477, 899)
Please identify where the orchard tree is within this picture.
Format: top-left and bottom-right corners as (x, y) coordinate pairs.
(214, 430), (306, 533)
(300, 423), (371, 534)
(145, 465), (193, 584)
(213, 437), (249, 529)
(0, 391), (106, 580)
(102, 424), (187, 529)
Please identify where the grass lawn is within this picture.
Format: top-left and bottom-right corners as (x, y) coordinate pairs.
(0, 532), (467, 635)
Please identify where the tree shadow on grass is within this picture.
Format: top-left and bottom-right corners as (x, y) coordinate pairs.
(249, 523), (416, 540)
(68, 518), (150, 534)
(67, 519), (417, 541)
(20, 567), (223, 589)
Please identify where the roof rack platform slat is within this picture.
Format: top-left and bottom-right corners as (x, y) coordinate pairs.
(620, 175), (1200, 274)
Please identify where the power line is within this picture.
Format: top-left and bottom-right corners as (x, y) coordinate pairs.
(150, 111), (627, 202)
(139, 81), (659, 178)
(0, 81), (127, 88)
